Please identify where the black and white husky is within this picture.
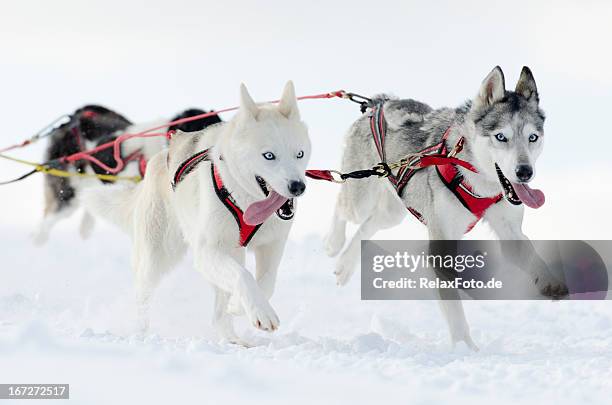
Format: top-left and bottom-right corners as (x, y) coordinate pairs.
(83, 82), (311, 346)
(325, 67), (567, 349)
(34, 106), (221, 244)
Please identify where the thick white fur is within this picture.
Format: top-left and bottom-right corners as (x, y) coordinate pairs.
(83, 82), (311, 346)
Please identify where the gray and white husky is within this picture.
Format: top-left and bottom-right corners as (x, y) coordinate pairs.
(83, 82), (310, 346)
(325, 66), (567, 349)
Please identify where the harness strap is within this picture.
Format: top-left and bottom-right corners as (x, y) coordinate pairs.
(0, 168), (39, 186)
(304, 169), (336, 182)
(211, 164), (261, 247)
(122, 150), (147, 178)
(367, 106), (476, 197)
(370, 105), (387, 162)
(367, 103), (504, 232)
(0, 153), (141, 183)
(171, 148), (257, 246)
(436, 141), (504, 227)
(69, 112), (148, 180)
(171, 148), (294, 247)
(172, 149), (210, 189)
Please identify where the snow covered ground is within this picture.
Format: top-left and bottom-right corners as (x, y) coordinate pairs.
(1, 165), (612, 404)
(2, 1), (612, 403)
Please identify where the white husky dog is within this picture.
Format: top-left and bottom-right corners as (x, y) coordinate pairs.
(325, 67), (567, 349)
(83, 82), (311, 345)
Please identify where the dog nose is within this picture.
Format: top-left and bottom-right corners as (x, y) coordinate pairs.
(515, 165), (533, 182)
(288, 180), (306, 196)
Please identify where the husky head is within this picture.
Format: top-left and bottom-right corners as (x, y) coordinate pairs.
(219, 81), (311, 224)
(468, 66), (546, 208)
(75, 105), (132, 141)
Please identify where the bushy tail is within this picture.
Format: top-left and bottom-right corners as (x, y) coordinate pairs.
(80, 183), (140, 234)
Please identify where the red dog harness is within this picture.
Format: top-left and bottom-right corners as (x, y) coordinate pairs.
(71, 110), (147, 179)
(435, 142), (503, 231)
(368, 104), (503, 232)
(211, 163), (262, 246)
(171, 149), (294, 247)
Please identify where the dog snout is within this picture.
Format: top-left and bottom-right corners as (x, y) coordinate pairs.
(288, 180), (306, 196)
(515, 164), (533, 182)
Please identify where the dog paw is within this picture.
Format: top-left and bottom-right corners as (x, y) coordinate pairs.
(228, 337), (254, 348)
(324, 231), (345, 258)
(243, 297), (280, 332)
(452, 334), (479, 352)
(334, 256), (357, 286)
(535, 274), (569, 299)
(536, 278), (569, 299)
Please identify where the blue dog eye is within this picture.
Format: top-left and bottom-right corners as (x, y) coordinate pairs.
(495, 133), (508, 142)
(296, 150), (304, 159)
(528, 134), (539, 142)
(262, 152), (276, 160)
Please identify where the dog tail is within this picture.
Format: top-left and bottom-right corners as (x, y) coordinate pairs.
(80, 183), (139, 234)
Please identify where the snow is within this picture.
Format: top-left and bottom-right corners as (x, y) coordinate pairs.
(1, 170), (612, 404)
(2, 1), (612, 402)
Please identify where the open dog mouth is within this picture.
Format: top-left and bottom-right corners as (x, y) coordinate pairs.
(495, 164), (545, 209)
(243, 176), (291, 226)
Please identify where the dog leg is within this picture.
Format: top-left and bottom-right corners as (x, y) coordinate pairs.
(324, 203), (347, 258)
(437, 299), (478, 351)
(132, 237), (185, 334)
(428, 223), (478, 351)
(225, 248), (246, 316)
(132, 242), (165, 334)
(130, 194), (185, 334)
(212, 286), (251, 347)
(484, 201), (568, 298)
(254, 238), (288, 300)
(196, 245), (279, 332)
(32, 204), (77, 245)
(335, 202), (406, 286)
(334, 215), (380, 286)
(79, 210), (96, 240)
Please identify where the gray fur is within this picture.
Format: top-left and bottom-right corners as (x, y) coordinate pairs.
(336, 69), (547, 226)
(325, 66), (567, 351)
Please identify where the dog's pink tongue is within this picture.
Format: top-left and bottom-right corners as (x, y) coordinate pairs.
(244, 191), (289, 225)
(511, 182), (545, 209)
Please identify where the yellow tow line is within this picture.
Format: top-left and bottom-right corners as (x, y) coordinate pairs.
(0, 153), (142, 183)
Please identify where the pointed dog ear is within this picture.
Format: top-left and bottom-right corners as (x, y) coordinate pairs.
(278, 80), (300, 120)
(515, 66), (539, 102)
(239, 83), (259, 120)
(474, 66), (506, 110)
